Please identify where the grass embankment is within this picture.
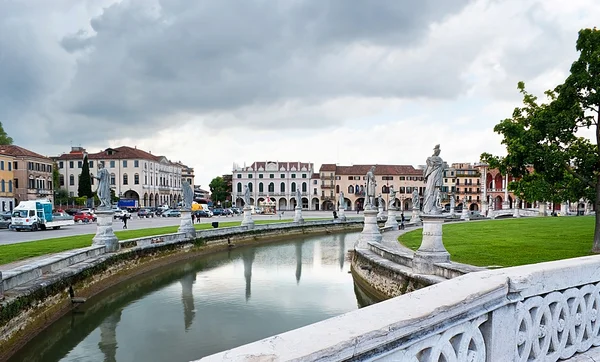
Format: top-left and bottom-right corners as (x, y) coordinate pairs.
(398, 216), (596, 267)
(0, 219), (297, 265)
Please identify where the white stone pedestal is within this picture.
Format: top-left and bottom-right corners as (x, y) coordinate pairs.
(460, 206), (470, 221)
(355, 208), (382, 249)
(338, 208), (347, 222)
(377, 205), (384, 219)
(502, 201), (510, 210)
(294, 207), (304, 224)
(413, 215), (450, 274)
(384, 208), (398, 230)
(241, 206), (255, 228)
(178, 209), (197, 239)
(481, 201), (488, 217)
(560, 202), (568, 216)
(539, 203), (547, 217)
(409, 208), (420, 224)
(92, 209), (119, 252)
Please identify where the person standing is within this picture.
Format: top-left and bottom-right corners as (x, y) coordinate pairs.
(122, 214), (128, 229)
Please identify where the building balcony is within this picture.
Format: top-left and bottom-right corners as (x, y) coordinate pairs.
(321, 184), (335, 189)
(321, 196), (335, 201)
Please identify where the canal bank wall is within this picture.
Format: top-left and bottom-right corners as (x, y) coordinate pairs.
(0, 220), (362, 362)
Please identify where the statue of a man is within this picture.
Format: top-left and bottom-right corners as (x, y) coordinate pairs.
(412, 189), (420, 210)
(94, 161), (111, 209)
(388, 186), (397, 210)
(338, 191), (345, 209)
(378, 194), (384, 209)
(423, 144), (445, 214)
(295, 188), (302, 209)
(182, 180), (194, 210)
(365, 166), (376, 209)
(243, 185), (250, 206)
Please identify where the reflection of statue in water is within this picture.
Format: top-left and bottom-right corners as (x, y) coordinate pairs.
(180, 270), (196, 331)
(366, 166), (376, 209)
(98, 309), (123, 362)
(243, 185), (250, 206)
(423, 144), (445, 214)
(182, 181), (194, 210)
(388, 186), (397, 210)
(338, 191), (345, 209)
(242, 248), (255, 301)
(412, 189), (420, 210)
(295, 242), (302, 284)
(94, 161), (111, 209)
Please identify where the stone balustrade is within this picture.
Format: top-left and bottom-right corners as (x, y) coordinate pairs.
(198, 254), (600, 361)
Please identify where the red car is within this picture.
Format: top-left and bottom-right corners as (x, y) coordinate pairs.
(73, 212), (96, 223)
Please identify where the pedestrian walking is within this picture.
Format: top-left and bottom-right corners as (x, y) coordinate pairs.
(122, 214), (128, 229)
(400, 212), (405, 230)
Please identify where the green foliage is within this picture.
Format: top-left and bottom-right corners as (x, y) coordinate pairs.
(209, 176), (229, 205)
(481, 28), (600, 251)
(74, 196), (87, 206)
(398, 217), (595, 267)
(54, 189), (69, 207)
(52, 162), (60, 191)
(110, 188), (119, 203)
(0, 122), (13, 145)
(77, 155), (93, 198)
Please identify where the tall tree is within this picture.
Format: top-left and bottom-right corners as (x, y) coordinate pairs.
(78, 155), (93, 198)
(481, 28), (600, 252)
(0, 122), (13, 145)
(209, 176), (229, 206)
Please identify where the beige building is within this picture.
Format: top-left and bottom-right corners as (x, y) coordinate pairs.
(0, 145), (54, 206)
(316, 164), (426, 211)
(55, 146), (185, 208)
(0, 150), (14, 211)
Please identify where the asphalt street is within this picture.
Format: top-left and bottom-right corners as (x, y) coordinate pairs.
(0, 210), (357, 246)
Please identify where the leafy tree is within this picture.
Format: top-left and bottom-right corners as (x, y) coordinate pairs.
(52, 162), (60, 191)
(55, 189), (69, 207)
(78, 155), (93, 199)
(481, 28), (600, 252)
(209, 176), (229, 206)
(0, 122), (13, 145)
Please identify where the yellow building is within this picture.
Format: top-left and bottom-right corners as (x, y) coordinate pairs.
(0, 152), (15, 211)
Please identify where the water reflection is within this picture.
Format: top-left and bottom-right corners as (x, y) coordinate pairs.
(9, 232), (374, 362)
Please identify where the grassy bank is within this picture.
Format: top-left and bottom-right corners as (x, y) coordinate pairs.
(0, 219), (298, 265)
(398, 216), (596, 267)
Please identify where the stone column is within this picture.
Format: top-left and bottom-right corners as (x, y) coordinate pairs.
(294, 205), (304, 224)
(337, 207), (347, 222)
(178, 209), (196, 239)
(413, 215), (450, 274)
(502, 174), (510, 209)
(513, 197), (521, 218)
(539, 202), (547, 216)
(449, 195), (455, 217)
(355, 207), (382, 249)
(93, 209), (119, 252)
(241, 205), (255, 228)
(384, 207), (398, 230)
(560, 202), (568, 216)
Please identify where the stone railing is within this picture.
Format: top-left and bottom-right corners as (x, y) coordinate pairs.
(198, 254), (600, 361)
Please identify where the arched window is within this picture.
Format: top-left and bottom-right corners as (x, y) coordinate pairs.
(110, 173), (116, 185)
(69, 174), (75, 186)
(0, 180), (4, 192)
(348, 185), (354, 194)
(259, 182), (264, 193)
(134, 173), (140, 185)
(356, 184), (360, 194)
(8, 180), (12, 192)
(335, 185), (339, 193)
(123, 174), (129, 185)
(248, 182), (253, 192)
(382, 185), (389, 193)
(302, 182), (307, 192)
(280, 182), (285, 192)
(268, 182), (274, 193)
(237, 183), (242, 193)
(291, 182), (296, 192)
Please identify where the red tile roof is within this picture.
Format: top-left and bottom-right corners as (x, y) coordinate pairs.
(320, 164), (422, 176)
(56, 146), (164, 162)
(244, 161), (313, 172)
(319, 164), (337, 172)
(0, 145), (51, 161)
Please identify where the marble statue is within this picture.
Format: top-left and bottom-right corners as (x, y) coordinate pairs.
(243, 185), (250, 206)
(378, 194), (384, 209)
(423, 144), (444, 214)
(412, 189), (420, 210)
(182, 180), (193, 210)
(366, 166), (376, 208)
(295, 188), (302, 209)
(388, 186), (397, 210)
(450, 194), (455, 209)
(94, 161), (111, 209)
(338, 191), (345, 209)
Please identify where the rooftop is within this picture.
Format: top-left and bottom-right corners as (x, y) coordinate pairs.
(0, 145), (51, 161)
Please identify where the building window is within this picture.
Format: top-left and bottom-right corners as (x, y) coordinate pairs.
(313, 180), (317, 184)
(269, 174), (274, 179)
(280, 182), (285, 192)
(248, 182), (253, 192)
(259, 183), (264, 193)
(110, 161), (115, 168)
(0, 180), (4, 192)
(259, 174), (264, 179)
(291, 182), (296, 192)
(69, 175), (75, 186)
(59, 175), (65, 186)
(237, 183), (242, 193)
(268, 182), (274, 193)
(0, 161), (3, 170)
(123, 160), (128, 168)
(348, 185), (354, 194)
(302, 182), (307, 192)
(8, 180), (12, 192)
(78, 161), (83, 168)
(12, 161), (17, 170)
(291, 174), (296, 179)
(110, 173), (116, 185)
(89, 161), (94, 168)
(134, 174), (140, 185)
(134, 160), (139, 167)
(248, 174), (253, 178)
(302, 174), (307, 178)
(14, 179), (18, 188)
(280, 174), (285, 178)
(69, 161), (74, 169)
(123, 174), (128, 185)
(237, 174), (242, 178)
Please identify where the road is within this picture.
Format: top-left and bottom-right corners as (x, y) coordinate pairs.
(0, 210), (357, 246)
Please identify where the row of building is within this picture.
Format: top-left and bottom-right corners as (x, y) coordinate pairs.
(0, 145), (195, 212)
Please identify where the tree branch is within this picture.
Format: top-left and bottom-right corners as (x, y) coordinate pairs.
(564, 161), (595, 188)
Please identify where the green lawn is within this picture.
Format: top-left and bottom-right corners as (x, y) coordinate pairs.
(398, 216), (596, 267)
(0, 218), (299, 265)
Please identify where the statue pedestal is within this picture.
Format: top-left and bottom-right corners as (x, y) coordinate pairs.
(449, 206), (455, 217)
(178, 210), (196, 239)
(413, 215), (450, 274)
(338, 208), (347, 222)
(384, 208), (398, 230)
(460, 206), (470, 221)
(93, 209), (119, 253)
(241, 206), (255, 228)
(355, 208), (382, 249)
(539, 203), (547, 217)
(377, 206), (384, 219)
(502, 201), (510, 210)
(409, 208), (420, 224)
(294, 207), (304, 224)
(514, 206), (521, 218)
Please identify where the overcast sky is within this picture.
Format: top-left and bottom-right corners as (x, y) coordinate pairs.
(1, 0), (598, 187)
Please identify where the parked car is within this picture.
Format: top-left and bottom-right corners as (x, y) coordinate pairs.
(222, 208), (233, 216)
(113, 208), (131, 220)
(212, 208), (224, 216)
(0, 212), (11, 229)
(80, 208), (95, 215)
(64, 208), (79, 216)
(137, 209), (154, 218)
(73, 212), (96, 223)
(195, 210), (211, 218)
(231, 207), (241, 215)
(162, 209), (181, 217)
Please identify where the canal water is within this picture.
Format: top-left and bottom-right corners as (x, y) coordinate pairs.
(10, 232), (375, 362)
